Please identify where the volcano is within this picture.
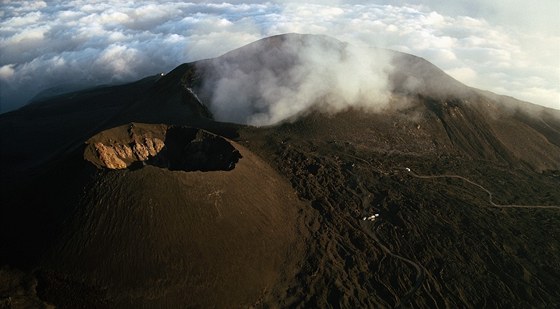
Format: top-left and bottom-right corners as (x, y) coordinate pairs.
(1, 33), (559, 308)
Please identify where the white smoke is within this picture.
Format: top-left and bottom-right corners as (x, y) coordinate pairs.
(200, 35), (393, 126)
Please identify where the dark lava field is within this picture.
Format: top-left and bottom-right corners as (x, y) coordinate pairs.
(1, 34), (559, 308)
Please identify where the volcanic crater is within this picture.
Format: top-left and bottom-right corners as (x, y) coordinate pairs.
(85, 123), (242, 172)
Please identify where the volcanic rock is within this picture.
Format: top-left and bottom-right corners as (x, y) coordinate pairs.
(1, 33), (559, 308)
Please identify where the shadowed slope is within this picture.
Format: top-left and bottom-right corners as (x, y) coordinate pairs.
(0, 64), (232, 192)
(1, 123), (309, 308)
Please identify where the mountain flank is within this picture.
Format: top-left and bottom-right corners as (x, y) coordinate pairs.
(1, 33), (559, 308)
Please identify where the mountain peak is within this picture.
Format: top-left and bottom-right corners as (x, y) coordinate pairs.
(1, 34), (559, 308)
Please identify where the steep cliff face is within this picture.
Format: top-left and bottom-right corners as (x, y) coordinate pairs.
(84, 123), (241, 171)
(91, 138), (165, 169)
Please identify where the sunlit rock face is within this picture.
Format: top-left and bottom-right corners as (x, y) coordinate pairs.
(85, 123), (242, 171)
(92, 137), (165, 169)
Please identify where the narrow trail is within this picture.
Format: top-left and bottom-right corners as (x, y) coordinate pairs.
(365, 228), (426, 308)
(340, 153), (426, 307)
(338, 151), (560, 307)
(405, 169), (560, 210)
(540, 118), (560, 135)
(327, 204), (425, 308)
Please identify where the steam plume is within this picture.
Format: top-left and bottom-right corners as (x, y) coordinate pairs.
(198, 34), (393, 126)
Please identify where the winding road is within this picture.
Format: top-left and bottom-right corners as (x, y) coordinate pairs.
(340, 153), (427, 307)
(365, 229), (426, 308)
(404, 168), (560, 210)
(339, 151), (560, 307)
(329, 204), (425, 308)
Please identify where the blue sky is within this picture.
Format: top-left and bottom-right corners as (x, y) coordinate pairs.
(1, 0), (558, 112)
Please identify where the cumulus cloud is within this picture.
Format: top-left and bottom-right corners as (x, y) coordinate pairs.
(0, 1), (265, 111)
(0, 0), (558, 113)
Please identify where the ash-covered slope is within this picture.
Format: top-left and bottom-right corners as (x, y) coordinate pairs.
(2, 123), (308, 308)
(1, 33), (559, 308)
(1, 33), (557, 179)
(190, 33), (560, 171)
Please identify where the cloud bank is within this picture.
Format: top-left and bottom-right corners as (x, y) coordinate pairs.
(1, 0), (558, 113)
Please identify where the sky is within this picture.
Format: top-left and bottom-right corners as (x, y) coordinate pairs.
(1, 0), (559, 113)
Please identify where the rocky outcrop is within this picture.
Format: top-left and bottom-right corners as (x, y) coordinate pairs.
(93, 137), (165, 169)
(85, 123), (241, 171)
(93, 142), (127, 169)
